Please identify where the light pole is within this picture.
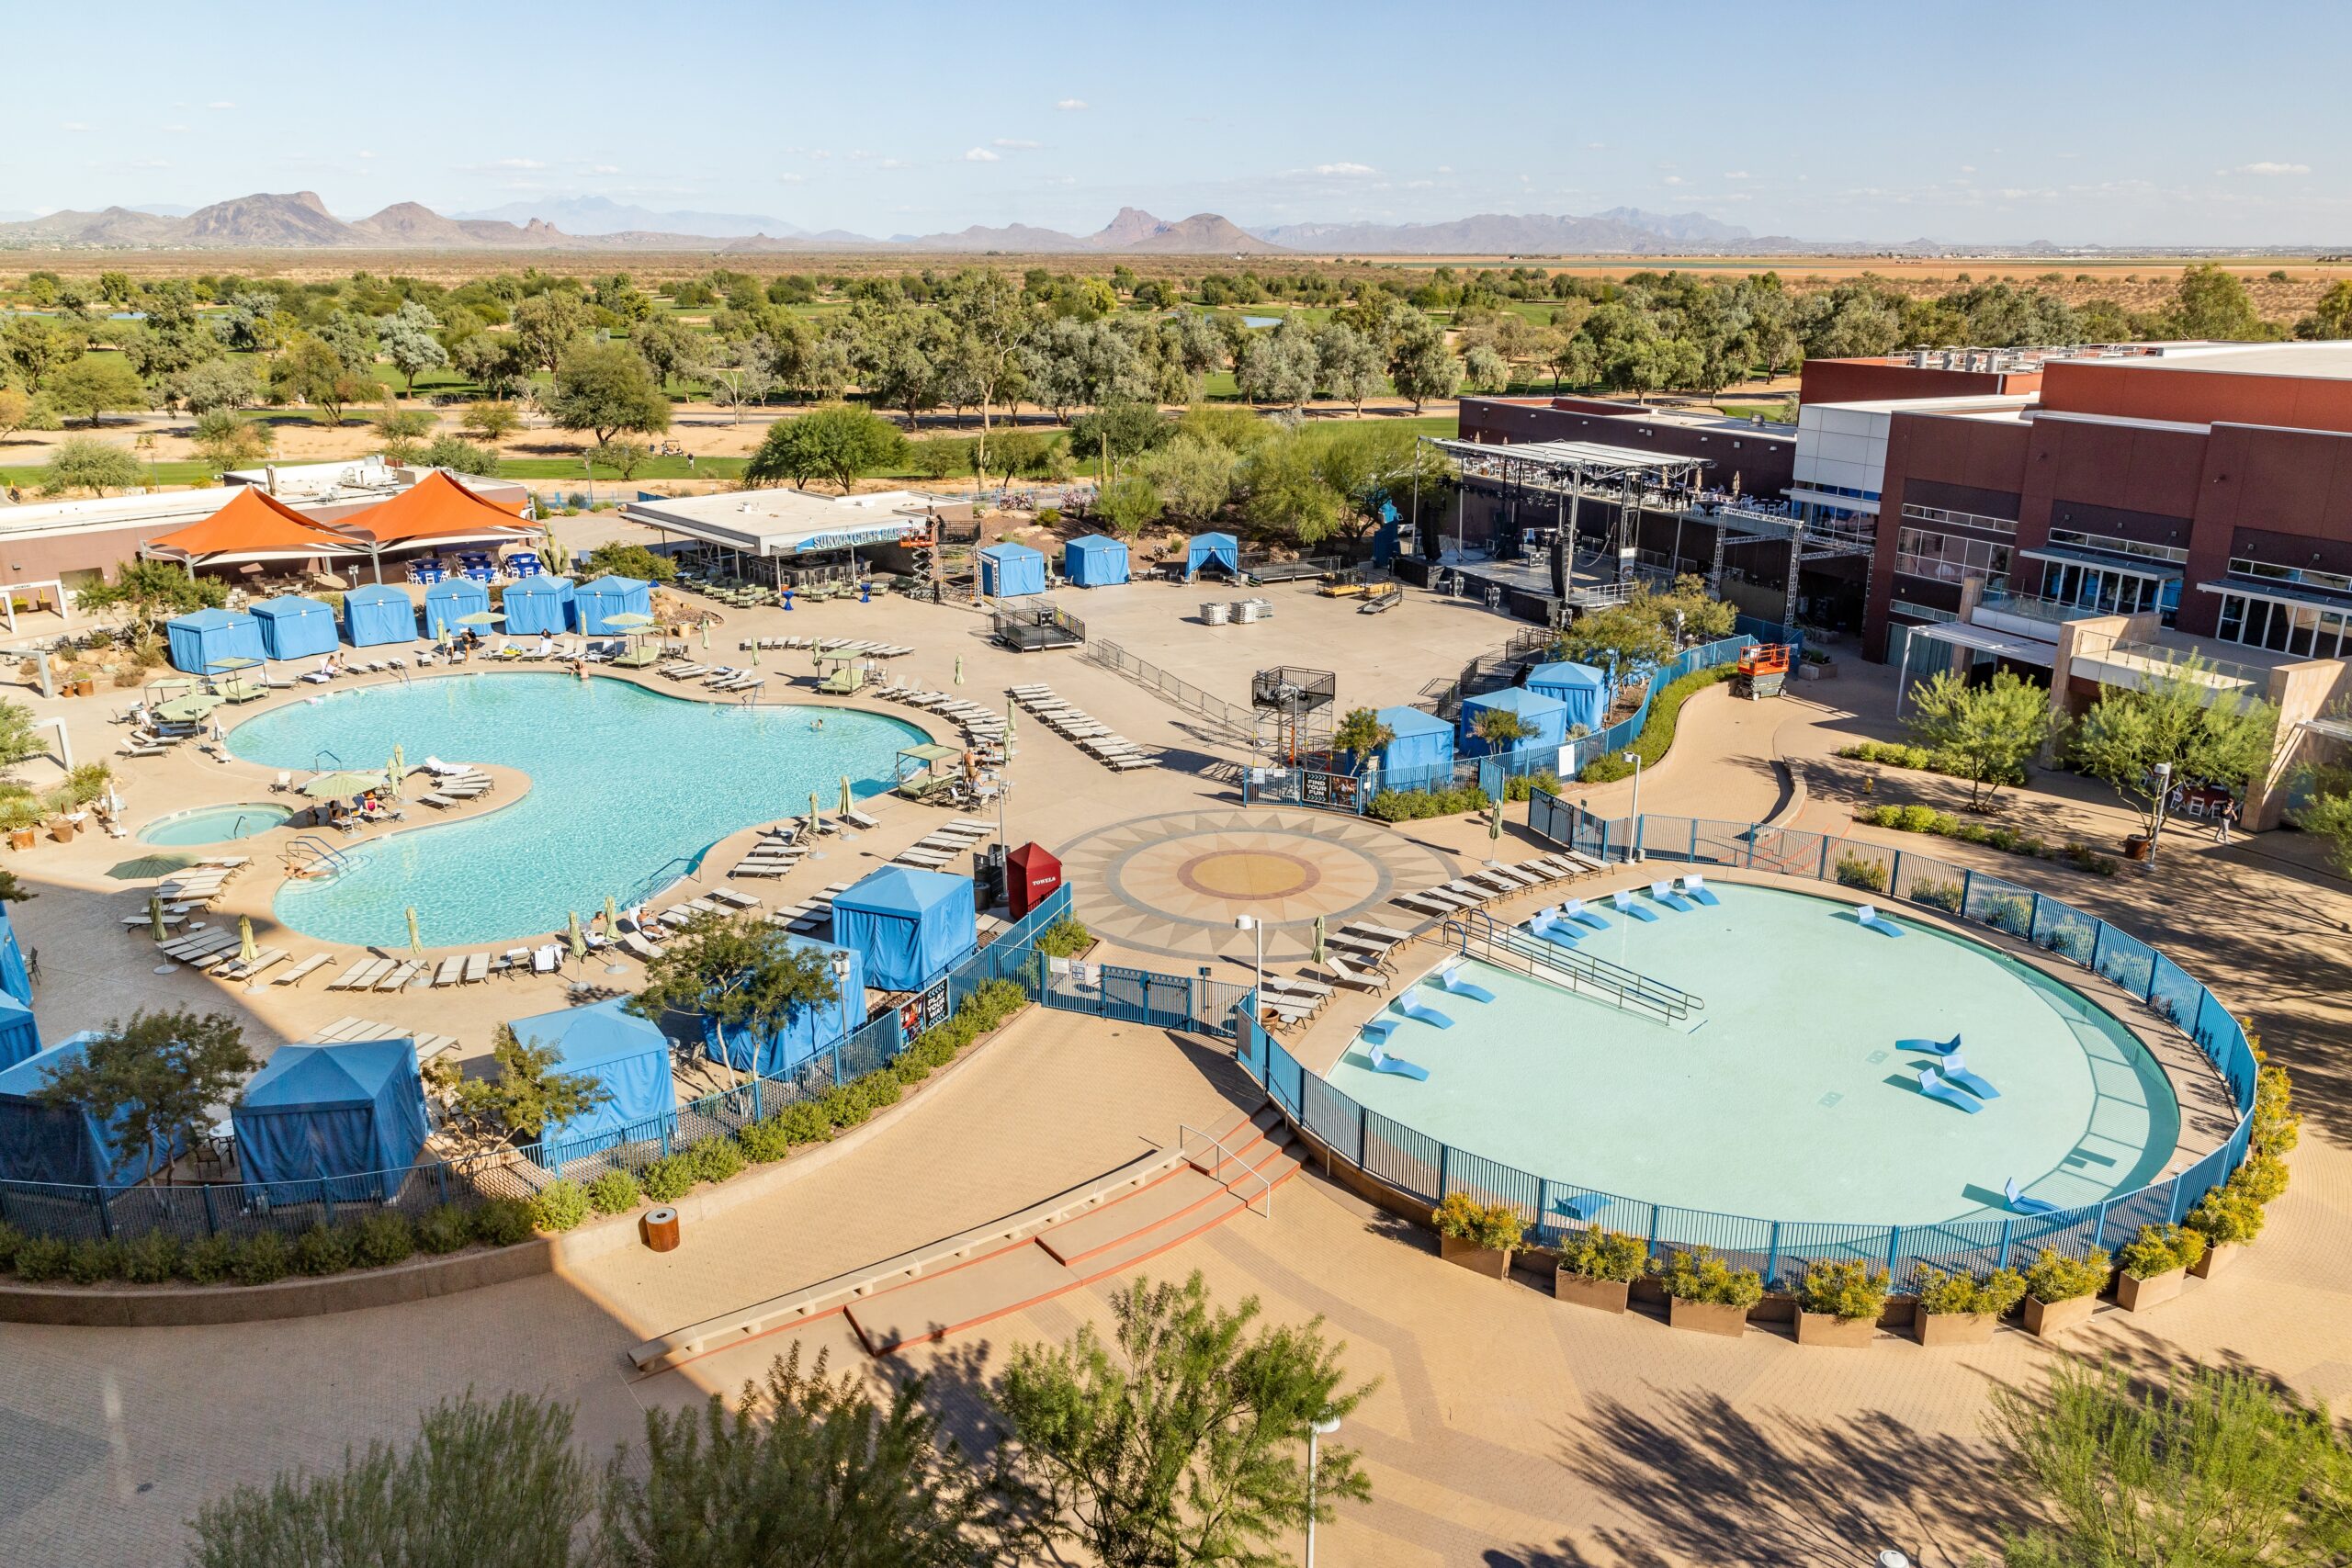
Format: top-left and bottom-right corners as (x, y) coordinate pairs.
(1234, 914), (1263, 998)
(1623, 750), (1643, 862)
(2148, 761), (2174, 864)
(1306, 1413), (1342, 1568)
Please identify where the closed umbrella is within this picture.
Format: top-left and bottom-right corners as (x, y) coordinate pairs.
(954, 654), (965, 686)
(149, 893), (166, 942)
(393, 743), (406, 777)
(840, 774), (855, 817)
(238, 915), (259, 965)
(701, 621), (711, 650)
(605, 896), (620, 936)
(1312, 914), (1326, 965)
(406, 906), (422, 956)
(566, 910), (588, 965)
(1005, 697), (1016, 746)
(808, 790), (822, 829)
(748, 639), (759, 667)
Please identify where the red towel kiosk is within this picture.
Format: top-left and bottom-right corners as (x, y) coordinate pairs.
(1007, 842), (1063, 920)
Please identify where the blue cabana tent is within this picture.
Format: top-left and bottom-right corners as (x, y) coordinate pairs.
(164, 608), (267, 674)
(0, 905), (31, 1009)
(232, 1040), (431, 1201)
(422, 577), (491, 637)
(251, 596), (339, 661)
(701, 936), (865, 1078)
(1457, 686), (1568, 758)
(341, 584), (418, 647)
(978, 543), (1046, 599)
(0, 1032), (179, 1190)
(573, 575), (653, 634)
(1523, 660), (1611, 734)
(0, 996), (40, 1073)
(510, 998), (675, 1165)
(1353, 705), (1454, 790)
(503, 575), (576, 635)
(1185, 532), (1240, 580)
(832, 867), (978, 992)
(1063, 535), (1130, 588)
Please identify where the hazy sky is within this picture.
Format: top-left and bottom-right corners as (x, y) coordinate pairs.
(13, 0), (2348, 245)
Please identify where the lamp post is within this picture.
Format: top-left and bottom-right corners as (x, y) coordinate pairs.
(1234, 914), (1263, 998)
(1306, 1414), (1342, 1568)
(1623, 750), (1643, 863)
(2148, 761), (2174, 864)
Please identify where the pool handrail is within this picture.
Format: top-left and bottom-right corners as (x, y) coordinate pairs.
(1442, 909), (1704, 1025)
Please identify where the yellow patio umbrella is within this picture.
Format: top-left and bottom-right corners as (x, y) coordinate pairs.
(604, 896), (620, 937)
(567, 910), (588, 964)
(954, 654), (965, 686)
(238, 915), (259, 966)
(701, 621), (711, 650)
(748, 639), (759, 667)
(1005, 696), (1015, 745)
(808, 791), (822, 831)
(839, 774), (855, 817)
(406, 906), (423, 956)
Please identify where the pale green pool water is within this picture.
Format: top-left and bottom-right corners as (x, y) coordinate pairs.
(1325, 883), (2178, 1228)
(138, 803), (295, 845)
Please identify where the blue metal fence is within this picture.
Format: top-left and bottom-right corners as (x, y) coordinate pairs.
(1236, 813), (2261, 1288)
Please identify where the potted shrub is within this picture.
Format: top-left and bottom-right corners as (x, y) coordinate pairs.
(2183, 1185), (2264, 1278)
(0, 797), (40, 852)
(1911, 1264), (2028, 1347)
(1793, 1258), (1890, 1347)
(1430, 1191), (1522, 1280)
(1554, 1227), (1647, 1314)
(2022, 1247), (2111, 1337)
(1659, 1247), (1764, 1337)
(2116, 1224), (2205, 1313)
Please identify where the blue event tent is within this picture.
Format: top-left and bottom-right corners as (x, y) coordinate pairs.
(1063, 535), (1130, 588)
(502, 575), (576, 635)
(702, 936), (865, 1078)
(1523, 660), (1611, 734)
(978, 542), (1046, 599)
(164, 608), (267, 674)
(832, 867), (978, 992)
(341, 584), (418, 647)
(1457, 686), (1568, 758)
(1185, 532), (1240, 580)
(0, 1032), (180, 1190)
(251, 595), (339, 661)
(0, 905), (31, 1009)
(0, 996), (40, 1073)
(510, 998), (675, 1166)
(232, 1040), (430, 1201)
(1356, 705), (1454, 789)
(572, 575), (653, 633)
(422, 577), (491, 637)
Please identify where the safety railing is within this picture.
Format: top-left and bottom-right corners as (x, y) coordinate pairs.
(1181, 1123), (1272, 1219)
(1238, 813), (2259, 1289)
(1083, 638), (1261, 745)
(1446, 912), (1702, 1025)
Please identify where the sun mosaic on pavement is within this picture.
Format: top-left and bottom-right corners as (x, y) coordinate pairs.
(1056, 808), (1456, 962)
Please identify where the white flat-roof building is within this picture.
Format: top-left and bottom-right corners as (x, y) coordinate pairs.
(620, 489), (956, 558)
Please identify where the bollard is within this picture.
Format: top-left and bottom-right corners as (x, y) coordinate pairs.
(641, 1205), (680, 1253)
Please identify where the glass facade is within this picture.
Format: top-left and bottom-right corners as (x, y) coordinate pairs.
(2214, 592), (2352, 658)
(2035, 558), (2180, 623)
(1894, 526), (2009, 590)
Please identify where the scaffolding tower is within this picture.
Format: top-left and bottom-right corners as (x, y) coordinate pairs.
(1421, 436), (1713, 592)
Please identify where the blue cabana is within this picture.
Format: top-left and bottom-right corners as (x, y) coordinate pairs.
(1457, 686), (1569, 758)
(832, 867), (978, 992)
(0, 996), (39, 1073)
(0, 1032), (179, 1191)
(503, 575), (576, 635)
(1353, 705), (1454, 789)
(422, 577), (491, 637)
(1523, 660), (1611, 735)
(251, 595), (339, 661)
(341, 584), (418, 647)
(510, 998), (675, 1165)
(164, 608), (267, 674)
(978, 542), (1046, 599)
(1063, 535), (1130, 588)
(232, 1040), (431, 1201)
(1185, 532), (1240, 580)
(0, 905), (30, 1009)
(702, 937), (865, 1078)
(573, 575), (653, 634)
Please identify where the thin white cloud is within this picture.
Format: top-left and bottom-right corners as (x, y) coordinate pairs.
(1722, 170), (1750, 180)
(777, 173), (806, 184)
(1043, 175), (1076, 186)
(1313, 162), (1374, 176)
(1661, 175), (1687, 186)
(162, 124), (188, 133)
(993, 138), (1040, 150)
(1055, 97), (1089, 110)
(963, 147), (1001, 163)
(877, 158), (910, 170)
(356, 150), (378, 160)
(2223, 161), (2310, 176)
(1960, 164), (1977, 174)
(493, 157), (547, 170)
(206, 100), (235, 110)
(59, 121), (89, 132)
(590, 164), (621, 175)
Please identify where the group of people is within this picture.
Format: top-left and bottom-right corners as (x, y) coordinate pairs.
(322, 790), (402, 833)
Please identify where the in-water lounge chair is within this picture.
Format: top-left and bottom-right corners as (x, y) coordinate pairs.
(1941, 1055), (2000, 1100)
(2004, 1178), (2062, 1214)
(1679, 874), (1721, 906)
(1856, 903), (1905, 937)
(1561, 897), (1610, 931)
(1898, 1032), (1962, 1056)
(1612, 887), (1660, 922)
(1433, 965), (1495, 1004)
(1366, 1041), (1430, 1081)
(1917, 1066), (1981, 1113)
(1650, 880), (1694, 912)
(1389, 987), (1454, 1029)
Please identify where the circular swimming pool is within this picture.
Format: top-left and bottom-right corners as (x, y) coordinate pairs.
(1322, 882), (2179, 1229)
(138, 803), (297, 846)
(226, 674), (929, 946)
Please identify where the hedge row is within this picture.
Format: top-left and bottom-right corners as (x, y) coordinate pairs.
(0, 1199), (534, 1289)
(1578, 666), (1732, 783)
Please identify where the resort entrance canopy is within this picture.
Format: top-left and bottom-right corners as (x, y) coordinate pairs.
(141, 487), (362, 570)
(1422, 436), (1711, 588)
(331, 470), (537, 581)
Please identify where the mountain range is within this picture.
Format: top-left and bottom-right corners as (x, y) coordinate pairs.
(0, 190), (1905, 255)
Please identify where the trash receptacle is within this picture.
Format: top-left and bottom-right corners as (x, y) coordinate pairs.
(641, 1205), (680, 1252)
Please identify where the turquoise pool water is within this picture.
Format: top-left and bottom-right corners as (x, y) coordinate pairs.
(139, 803), (296, 846)
(227, 674), (927, 947)
(1325, 883), (2179, 1228)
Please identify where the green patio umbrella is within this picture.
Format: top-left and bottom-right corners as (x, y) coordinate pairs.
(840, 774), (855, 817)
(954, 654), (965, 686)
(149, 893), (166, 942)
(1312, 914), (1327, 965)
(108, 852), (199, 880)
(301, 770), (390, 798)
(157, 694), (220, 723)
(406, 906), (422, 956)
(605, 612), (656, 629)
(457, 611), (505, 626)
(238, 915), (259, 965)
(566, 910), (588, 964)
(1005, 697), (1015, 746)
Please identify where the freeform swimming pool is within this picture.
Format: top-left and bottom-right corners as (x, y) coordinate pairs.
(227, 674), (929, 946)
(139, 802), (296, 846)
(1323, 882), (2179, 1228)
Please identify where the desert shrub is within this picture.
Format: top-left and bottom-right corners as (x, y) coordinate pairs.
(1981, 894), (2033, 936)
(1557, 1227), (1647, 1282)
(1033, 919), (1093, 959)
(121, 1229), (183, 1284)
(292, 1224), (353, 1277)
(773, 1101), (834, 1146)
(1914, 1264), (2028, 1316)
(415, 1204), (474, 1254)
(0, 1222), (26, 1272)
(736, 1117), (796, 1162)
(1367, 784), (1489, 821)
(232, 1232), (292, 1286)
(687, 1136), (744, 1184)
(1910, 877), (1964, 913)
(2232, 1149), (2290, 1204)
(66, 1237), (127, 1285)
(2120, 1224), (2205, 1280)
(1580, 666), (1731, 782)
(352, 1212), (415, 1269)
(471, 1198), (536, 1247)
(181, 1234), (239, 1284)
(1797, 1258), (1890, 1322)
(2252, 1064), (2300, 1155)
(1895, 804), (1941, 832)
(1504, 769), (1563, 802)
(1659, 1247), (1764, 1307)
(2024, 1246), (2110, 1303)
(586, 1168), (643, 1214)
(16, 1235), (71, 1281)
(639, 1155), (696, 1202)
(530, 1179), (590, 1233)
(2185, 1186), (2266, 1247)
(1834, 852), (1890, 893)
(1430, 1191), (1525, 1252)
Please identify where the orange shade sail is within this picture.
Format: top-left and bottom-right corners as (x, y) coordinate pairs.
(143, 487), (361, 562)
(331, 469), (536, 547)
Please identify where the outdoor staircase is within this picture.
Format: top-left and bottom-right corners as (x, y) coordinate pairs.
(1082, 639), (1262, 749)
(1430, 627), (1555, 721)
(628, 1107), (1305, 1372)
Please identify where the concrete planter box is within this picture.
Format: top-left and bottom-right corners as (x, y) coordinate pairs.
(1915, 1309), (1998, 1348)
(1440, 1235), (1513, 1280)
(2023, 1293), (2097, 1337)
(2118, 1266), (2187, 1313)
(1795, 1309), (1877, 1348)
(1667, 1296), (1750, 1337)
(1554, 1270), (1632, 1314)
(2189, 1242), (2239, 1279)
